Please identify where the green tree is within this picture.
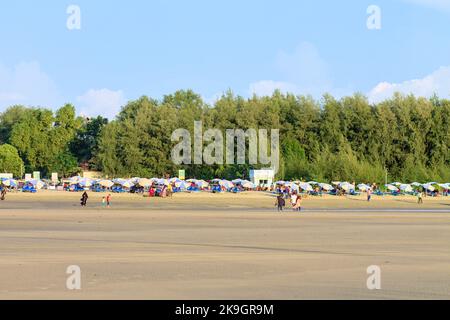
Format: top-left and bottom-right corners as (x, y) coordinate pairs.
(0, 144), (24, 177)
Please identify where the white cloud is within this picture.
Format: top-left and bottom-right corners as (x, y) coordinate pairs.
(368, 66), (450, 103)
(249, 42), (338, 97)
(402, 0), (450, 11)
(77, 88), (126, 119)
(0, 61), (61, 109)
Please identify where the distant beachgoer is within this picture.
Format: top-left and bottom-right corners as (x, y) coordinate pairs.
(167, 184), (173, 197)
(80, 191), (88, 206)
(0, 188), (6, 201)
(275, 194), (285, 212)
(106, 194), (111, 207)
(290, 192), (298, 210)
(294, 195), (302, 212)
(418, 191), (423, 204)
(101, 196), (106, 208)
(367, 189), (372, 202)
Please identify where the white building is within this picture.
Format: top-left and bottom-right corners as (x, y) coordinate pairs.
(249, 169), (274, 187)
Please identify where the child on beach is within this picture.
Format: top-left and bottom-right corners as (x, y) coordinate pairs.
(275, 194), (285, 212)
(102, 196), (106, 208)
(106, 194), (111, 207)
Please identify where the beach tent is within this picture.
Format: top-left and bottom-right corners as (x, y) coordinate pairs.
(98, 179), (114, 188)
(399, 184), (413, 192)
(385, 184), (399, 192)
(357, 184), (370, 191)
(319, 183), (334, 191)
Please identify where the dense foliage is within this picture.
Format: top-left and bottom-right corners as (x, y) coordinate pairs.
(0, 90), (449, 182)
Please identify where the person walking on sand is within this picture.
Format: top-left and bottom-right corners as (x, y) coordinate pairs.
(0, 188), (6, 201)
(275, 194), (285, 212)
(367, 188), (372, 202)
(290, 192), (298, 211)
(101, 196), (106, 208)
(106, 194), (111, 207)
(80, 191), (89, 207)
(418, 191), (423, 204)
(294, 194), (302, 212)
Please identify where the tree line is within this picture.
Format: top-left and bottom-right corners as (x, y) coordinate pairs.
(0, 90), (449, 183)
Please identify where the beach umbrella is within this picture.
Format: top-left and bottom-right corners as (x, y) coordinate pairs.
(169, 177), (181, 183)
(331, 181), (341, 186)
(174, 180), (187, 189)
(242, 181), (255, 189)
(196, 180), (209, 188)
(299, 182), (313, 192)
(422, 183), (435, 191)
(391, 182), (402, 186)
(307, 181), (319, 185)
(27, 179), (45, 189)
(339, 182), (355, 191)
(113, 178), (126, 185)
(121, 180), (135, 188)
(69, 176), (81, 185)
(98, 179), (114, 188)
(319, 183), (333, 191)
(78, 178), (93, 187)
(232, 179), (244, 184)
(439, 183), (450, 189)
(357, 184), (370, 191)
(275, 181), (286, 185)
(219, 180), (234, 189)
(385, 184), (399, 192)
(156, 178), (169, 186)
(411, 182), (422, 187)
(1, 178), (17, 187)
(285, 182), (299, 192)
(137, 178), (152, 187)
(399, 184), (413, 192)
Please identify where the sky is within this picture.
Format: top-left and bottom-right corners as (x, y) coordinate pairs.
(1, 0), (450, 118)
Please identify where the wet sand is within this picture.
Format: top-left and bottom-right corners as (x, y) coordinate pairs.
(0, 191), (449, 299)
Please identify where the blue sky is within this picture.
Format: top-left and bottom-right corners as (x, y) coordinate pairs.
(1, 0), (450, 118)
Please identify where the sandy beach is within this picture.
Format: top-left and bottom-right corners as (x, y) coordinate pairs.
(0, 191), (449, 299)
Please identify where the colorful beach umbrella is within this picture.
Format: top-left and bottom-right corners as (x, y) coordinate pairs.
(98, 179), (114, 188)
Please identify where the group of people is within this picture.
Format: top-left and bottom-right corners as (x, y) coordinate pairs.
(80, 191), (112, 208)
(275, 192), (302, 212)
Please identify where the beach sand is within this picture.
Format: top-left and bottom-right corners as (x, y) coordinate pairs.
(0, 191), (449, 299)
